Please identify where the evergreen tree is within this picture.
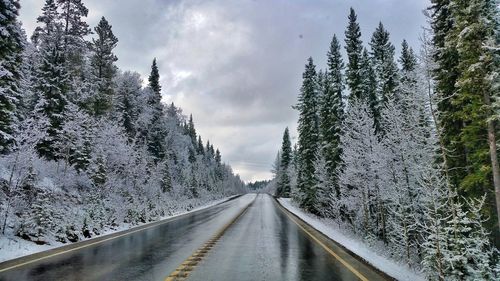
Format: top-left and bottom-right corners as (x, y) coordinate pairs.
(313, 151), (334, 218)
(90, 17), (118, 116)
(428, 0), (465, 191)
(399, 40), (417, 72)
(451, 0), (500, 233)
(115, 71), (141, 140)
(320, 34), (344, 198)
(161, 162), (172, 193)
(295, 57), (320, 213)
(358, 48), (380, 132)
(215, 149), (221, 165)
(0, 0), (24, 153)
(146, 59), (166, 161)
(344, 7), (363, 101)
(369, 22), (399, 106)
(197, 135), (204, 155)
(33, 0), (70, 160)
(56, 0), (91, 76)
(148, 58), (161, 106)
(277, 127), (292, 197)
(187, 114), (197, 145)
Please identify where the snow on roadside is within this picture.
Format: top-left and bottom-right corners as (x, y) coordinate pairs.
(0, 195), (240, 263)
(278, 198), (426, 281)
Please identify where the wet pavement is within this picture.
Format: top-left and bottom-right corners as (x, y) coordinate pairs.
(0, 194), (388, 281)
(188, 194), (375, 281)
(0, 195), (255, 281)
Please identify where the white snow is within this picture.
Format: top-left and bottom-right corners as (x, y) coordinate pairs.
(0, 195), (240, 263)
(278, 198), (426, 281)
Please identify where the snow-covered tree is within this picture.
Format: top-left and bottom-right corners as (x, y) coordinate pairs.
(276, 127), (292, 197)
(369, 22), (399, 107)
(337, 99), (382, 237)
(344, 7), (363, 101)
(295, 57), (320, 213)
(320, 34), (344, 200)
(90, 16), (118, 116)
(0, 0), (25, 153)
(33, 0), (70, 160)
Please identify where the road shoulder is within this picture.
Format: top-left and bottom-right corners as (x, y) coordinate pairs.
(0, 194), (242, 272)
(274, 196), (421, 281)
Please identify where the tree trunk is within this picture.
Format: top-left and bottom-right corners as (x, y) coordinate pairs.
(483, 91), (500, 231)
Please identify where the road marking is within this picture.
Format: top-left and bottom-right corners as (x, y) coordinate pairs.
(276, 201), (369, 281)
(164, 196), (256, 281)
(0, 197), (240, 273)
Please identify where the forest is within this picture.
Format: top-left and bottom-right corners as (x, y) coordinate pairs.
(271, 2), (500, 280)
(0, 0), (245, 246)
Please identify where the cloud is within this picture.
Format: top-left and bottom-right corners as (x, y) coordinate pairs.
(18, 0), (429, 182)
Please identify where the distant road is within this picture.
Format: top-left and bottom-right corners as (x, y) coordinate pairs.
(0, 194), (389, 281)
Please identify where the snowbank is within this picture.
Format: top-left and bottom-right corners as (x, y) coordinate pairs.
(278, 198), (425, 281)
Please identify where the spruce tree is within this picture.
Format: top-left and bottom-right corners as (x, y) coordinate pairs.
(296, 57), (320, 213)
(320, 34), (344, 197)
(358, 48), (380, 132)
(33, 0), (70, 160)
(148, 58), (161, 106)
(145, 59), (166, 161)
(428, 0), (465, 190)
(369, 22), (399, 106)
(197, 135), (204, 155)
(0, 0), (24, 153)
(187, 114), (197, 145)
(277, 127), (292, 197)
(90, 17), (118, 116)
(344, 8), (363, 101)
(451, 0), (500, 232)
(161, 162), (172, 193)
(215, 149), (221, 165)
(56, 0), (91, 76)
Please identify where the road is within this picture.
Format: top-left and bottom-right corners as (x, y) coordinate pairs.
(0, 194), (389, 281)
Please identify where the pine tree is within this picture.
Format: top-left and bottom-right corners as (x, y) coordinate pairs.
(369, 22), (399, 106)
(344, 8), (363, 101)
(0, 0), (24, 153)
(320, 34), (344, 198)
(295, 57), (320, 213)
(90, 17), (118, 116)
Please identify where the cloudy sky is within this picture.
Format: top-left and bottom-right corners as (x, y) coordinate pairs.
(19, 0), (429, 182)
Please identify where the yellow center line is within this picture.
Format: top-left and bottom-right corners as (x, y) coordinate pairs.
(276, 201), (369, 281)
(164, 195), (257, 281)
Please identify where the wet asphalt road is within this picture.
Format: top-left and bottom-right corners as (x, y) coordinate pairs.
(0, 194), (388, 281)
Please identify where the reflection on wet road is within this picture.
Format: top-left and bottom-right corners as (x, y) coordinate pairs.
(0, 194), (388, 281)
(0, 195), (255, 281)
(188, 194), (377, 281)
